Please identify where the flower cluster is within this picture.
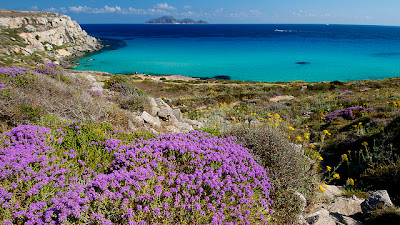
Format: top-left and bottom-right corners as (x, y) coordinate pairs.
(110, 82), (138, 96)
(0, 66), (30, 78)
(325, 106), (375, 121)
(0, 124), (274, 224)
(0, 82), (11, 91)
(86, 89), (102, 97)
(34, 63), (64, 80)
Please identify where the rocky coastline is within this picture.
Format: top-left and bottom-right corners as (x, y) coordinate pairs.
(0, 9), (102, 67)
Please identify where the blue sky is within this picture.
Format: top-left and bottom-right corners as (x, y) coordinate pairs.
(1, 0), (400, 25)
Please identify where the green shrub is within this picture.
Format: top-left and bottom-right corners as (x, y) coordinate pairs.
(221, 124), (318, 224)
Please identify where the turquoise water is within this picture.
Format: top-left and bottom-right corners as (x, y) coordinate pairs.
(75, 24), (400, 82)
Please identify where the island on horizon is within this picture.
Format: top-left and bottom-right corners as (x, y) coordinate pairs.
(145, 16), (208, 24)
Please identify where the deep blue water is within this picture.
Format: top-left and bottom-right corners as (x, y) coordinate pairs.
(74, 24), (400, 82)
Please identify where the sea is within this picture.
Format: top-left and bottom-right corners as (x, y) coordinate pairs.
(74, 24), (400, 82)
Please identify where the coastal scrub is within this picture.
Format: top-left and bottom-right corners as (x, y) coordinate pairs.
(0, 124), (274, 224)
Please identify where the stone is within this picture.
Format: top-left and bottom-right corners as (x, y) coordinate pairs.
(183, 118), (203, 129)
(323, 185), (344, 199)
(269, 95), (295, 103)
(172, 109), (183, 121)
(361, 190), (394, 215)
(140, 111), (161, 128)
(157, 105), (173, 121)
(305, 209), (336, 225)
(165, 125), (181, 133)
(330, 212), (365, 225)
(147, 97), (159, 116)
(155, 98), (173, 121)
(174, 122), (194, 132)
(325, 195), (363, 216)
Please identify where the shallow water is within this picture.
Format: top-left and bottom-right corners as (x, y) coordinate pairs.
(74, 24), (400, 82)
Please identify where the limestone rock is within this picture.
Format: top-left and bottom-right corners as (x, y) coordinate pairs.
(305, 209), (336, 225)
(172, 109), (183, 121)
(325, 195), (363, 216)
(0, 9), (101, 64)
(330, 213), (365, 225)
(147, 97), (159, 116)
(183, 118), (204, 129)
(155, 98), (173, 121)
(141, 111), (161, 128)
(165, 125), (181, 133)
(269, 95), (295, 103)
(174, 122), (194, 132)
(361, 190), (394, 215)
(324, 185), (344, 199)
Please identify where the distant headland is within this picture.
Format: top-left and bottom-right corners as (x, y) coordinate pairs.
(145, 16), (208, 24)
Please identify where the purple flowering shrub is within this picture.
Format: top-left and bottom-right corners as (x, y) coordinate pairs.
(109, 82), (141, 96)
(0, 66), (34, 86)
(34, 63), (68, 82)
(325, 106), (376, 121)
(1, 123), (274, 224)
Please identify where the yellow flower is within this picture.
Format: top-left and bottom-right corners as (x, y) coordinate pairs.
(333, 173), (340, 180)
(323, 130), (332, 135)
(296, 136), (302, 142)
(362, 142), (368, 146)
(310, 144), (315, 148)
(346, 178), (355, 186)
(341, 154), (349, 162)
(358, 122), (362, 125)
(304, 133), (310, 139)
(317, 185), (326, 193)
(326, 166), (332, 172)
(318, 156), (323, 161)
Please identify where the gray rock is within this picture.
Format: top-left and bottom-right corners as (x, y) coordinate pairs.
(155, 98), (173, 121)
(172, 109), (183, 121)
(157, 106), (173, 121)
(361, 190), (394, 215)
(175, 122), (194, 132)
(330, 212), (365, 225)
(324, 185), (344, 199)
(183, 118), (203, 129)
(147, 97), (159, 116)
(155, 98), (170, 108)
(165, 125), (181, 133)
(325, 195), (363, 216)
(305, 209), (336, 225)
(141, 111), (161, 128)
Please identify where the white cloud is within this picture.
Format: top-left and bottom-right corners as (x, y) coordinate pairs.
(184, 5), (192, 9)
(31, 6), (39, 10)
(154, 3), (176, 10)
(69, 6), (92, 13)
(45, 7), (59, 13)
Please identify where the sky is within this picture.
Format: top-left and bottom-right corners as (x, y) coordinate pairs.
(1, 0), (400, 25)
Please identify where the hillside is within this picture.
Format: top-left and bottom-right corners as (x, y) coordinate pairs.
(0, 9), (101, 68)
(1, 9), (400, 225)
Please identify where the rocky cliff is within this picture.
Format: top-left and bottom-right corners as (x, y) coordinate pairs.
(0, 9), (101, 67)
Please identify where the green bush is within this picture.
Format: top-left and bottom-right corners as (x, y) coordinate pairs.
(221, 124), (318, 224)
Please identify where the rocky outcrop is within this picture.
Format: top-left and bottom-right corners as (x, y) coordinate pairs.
(361, 190), (394, 216)
(0, 9), (101, 66)
(302, 187), (400, 225)
(139, 97), (202, 133)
